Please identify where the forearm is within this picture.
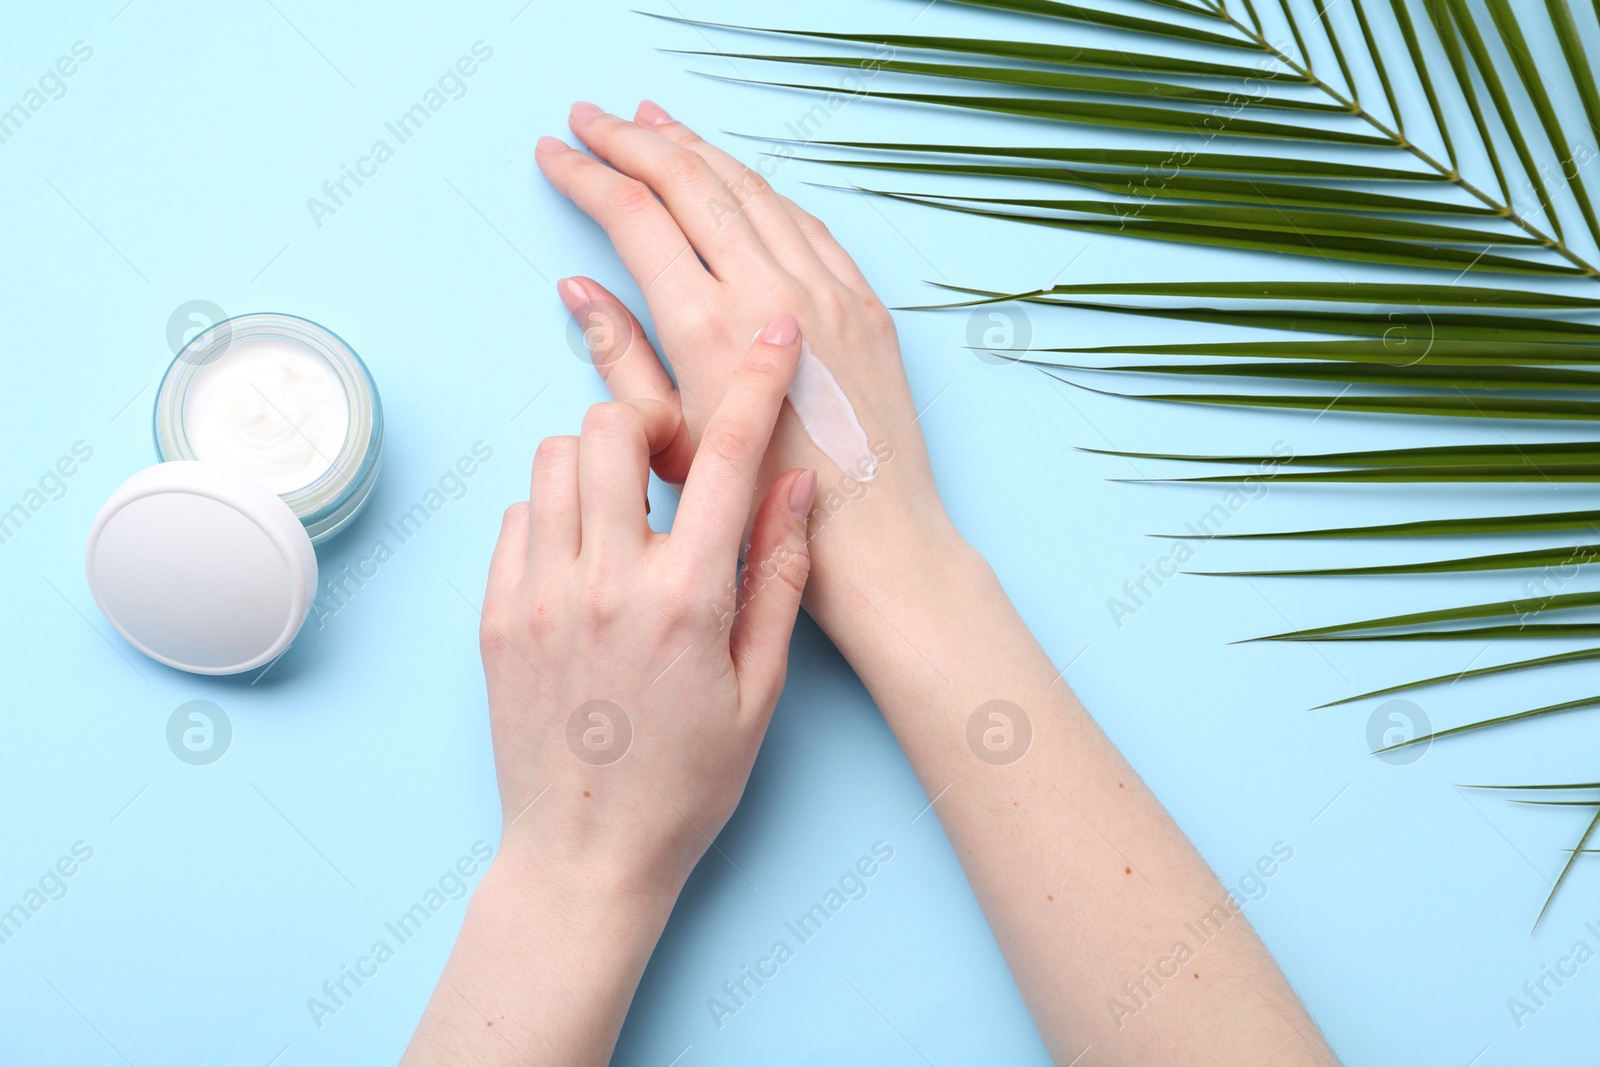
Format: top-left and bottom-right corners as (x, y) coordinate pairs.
(806, 520), (1334, 1065)
(402, 843), (680, 1067)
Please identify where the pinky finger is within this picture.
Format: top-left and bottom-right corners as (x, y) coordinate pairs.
(486, 501), (531, 597)
(776, 199), (878, 302)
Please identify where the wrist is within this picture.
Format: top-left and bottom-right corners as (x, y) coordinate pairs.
(412, 836), (680, 1066)
(478, 835), (683, 948)
(492, 816), (690, 916)
(804, 486), (980, 645)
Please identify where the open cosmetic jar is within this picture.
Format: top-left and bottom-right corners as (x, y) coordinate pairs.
(154, 314), (382, 543)
(86, 313), (383, 676)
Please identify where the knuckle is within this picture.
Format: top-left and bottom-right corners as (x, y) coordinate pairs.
(500, 500), (530, 529)
(659, 562), (708, 619)
(478, 607), (516, 660)
(810, 285), (854, 322)
(676, 301), (718, 338)
(794, 209), (830, 240)
(578, 576), (624, 626)
(862, 292), (893, 323)
(581, 400), (637, 439)
(775, 547), (812, 600)
(533, 435), (578, 477)
(701, 418), (758, 460)
(605, 178), (656, 217)
(741, 356), (787, 391)
(730, 165), (772, 204)
(660, 148), (710, 187)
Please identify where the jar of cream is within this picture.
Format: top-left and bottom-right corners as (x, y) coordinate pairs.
(86, 313), (383, 675)
(154, 313), (382, 542)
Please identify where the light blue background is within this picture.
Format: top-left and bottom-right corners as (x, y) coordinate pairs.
(4, 1), (1600, 1063)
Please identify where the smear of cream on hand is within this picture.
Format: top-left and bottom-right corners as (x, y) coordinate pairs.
(787, 341), (878, 482)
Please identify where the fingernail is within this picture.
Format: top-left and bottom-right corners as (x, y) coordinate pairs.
(760, 313), (800, 346)
(637, 100), (672, 126)
(536, 136), (570, 154)
(570, 101), (603, 123)
(787, 469), (818, 519)
(557, 277), (586, 313)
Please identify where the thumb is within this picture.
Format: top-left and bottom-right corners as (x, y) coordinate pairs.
(730, 467), (818, 711)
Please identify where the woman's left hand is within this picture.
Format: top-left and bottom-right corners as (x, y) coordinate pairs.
(484, 314), (816, 893)
(403, 316), (816, 1066)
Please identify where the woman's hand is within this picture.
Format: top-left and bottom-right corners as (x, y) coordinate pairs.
(403, 318), (817, 1066)
(483, 315), (816, 891)
(535, 101), (957, 593)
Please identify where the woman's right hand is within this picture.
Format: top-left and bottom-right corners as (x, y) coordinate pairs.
(534, 101), (956, 580)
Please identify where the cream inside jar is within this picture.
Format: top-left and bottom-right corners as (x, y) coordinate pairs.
(183, 336), (351, 494)
(155, 313), (382, 543)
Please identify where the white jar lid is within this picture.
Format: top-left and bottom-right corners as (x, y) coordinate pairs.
(85, 461), (318, 675)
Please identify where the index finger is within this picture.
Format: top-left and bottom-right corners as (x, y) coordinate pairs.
(674, 314), (802, 570)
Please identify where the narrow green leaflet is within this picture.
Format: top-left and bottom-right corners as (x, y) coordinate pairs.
(1053, 375), (1600, 422)
(1011, 281), (1600, 307)
(937, 0), (1260, 48)
(881, 197), (1571, 273)
(1315, 648), (1600, 707)
(1277, 624), (1600, 639)
(1389, 0), (1458, 165)
(1443, 0), (1563, 239)
(651, 17), (1301, 78)
(715, 80), (1394, 144)
(1253, 590), (1600, 640)
(1424, 0), (1515, 203)
(854, 171), (1493, 214)
(1030, 340), (1600, 365)
(754, 139), (1436, 180)
(1483, 0), (1600, 243)
(1195, 543), (1600, 576)
(677, 53), (1345, 112)
(1088, 441), (1600, 468)
(1160, 510), (1600, 539)
(1137, 465), (1600, 482)
(1069, 361), (1600, 390)
(936, 286), (1600, 337)
(1376, 694), (1600, 752)
(857, 194), (1532, 245)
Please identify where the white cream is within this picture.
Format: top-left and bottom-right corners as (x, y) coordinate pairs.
(788, 341), (878, 482)
(183, 337), (350, 494)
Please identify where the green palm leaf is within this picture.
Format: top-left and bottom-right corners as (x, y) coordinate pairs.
(676, 0), (1600, 920)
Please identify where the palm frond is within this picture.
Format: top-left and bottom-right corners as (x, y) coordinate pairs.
(674, 0), (1600, 922)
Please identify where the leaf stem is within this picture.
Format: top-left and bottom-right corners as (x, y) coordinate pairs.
(1214, 8), (1600, 278)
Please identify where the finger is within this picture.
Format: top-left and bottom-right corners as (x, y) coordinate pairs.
(676, 314), (802, 571)
(777, 198), (880, 301)
(486, 501), (530, 597)
(557, 276), (677, 400)
(634, 100), (833, 285)
(556, 276), (695, 486)
(577, 398), (682, 553)
(529, 435), (580, 571)
(567, 102), (773, 282)
(730, 468), (816, 712)
(537, 135), (714, 300)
